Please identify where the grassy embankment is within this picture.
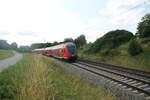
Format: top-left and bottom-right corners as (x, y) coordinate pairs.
(79, 38), (150, 71)
(0, 54), (114, 100)
(0, 49), (14, 60)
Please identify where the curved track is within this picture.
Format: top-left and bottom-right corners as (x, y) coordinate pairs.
(71, 59), (150, 98)
(78, 59), (150, 80)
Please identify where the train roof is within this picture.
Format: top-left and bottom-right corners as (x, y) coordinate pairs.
(45, 42), (75, 50)
(33, 42), (75, 51)
(32, 48), (45, 51)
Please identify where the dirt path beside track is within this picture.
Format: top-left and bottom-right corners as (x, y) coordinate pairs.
(0, 51), (22, 72)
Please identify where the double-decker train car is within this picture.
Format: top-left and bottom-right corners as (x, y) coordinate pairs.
(32, 42), (78, 61)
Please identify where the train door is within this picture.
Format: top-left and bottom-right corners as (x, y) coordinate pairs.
(59, 49), (63, 57)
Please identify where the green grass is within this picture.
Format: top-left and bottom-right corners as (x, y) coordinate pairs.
(0, 54), (115, 100)
(0, 49), (14, 60)
(79, 42), (150, 71)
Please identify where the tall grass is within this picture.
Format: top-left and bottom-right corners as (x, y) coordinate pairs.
(0, 49), (14, 60)
(16, 55), (55, 100)
(0, 54), (115, 100)
(42, 57), (115, 100)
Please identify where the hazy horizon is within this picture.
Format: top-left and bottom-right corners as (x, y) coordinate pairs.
(0, 0), (150, 46)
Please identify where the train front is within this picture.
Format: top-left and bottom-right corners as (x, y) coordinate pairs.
(66, 43), (78, 61)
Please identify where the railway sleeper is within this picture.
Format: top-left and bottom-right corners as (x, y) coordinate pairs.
(122, 79), (133, 83)
(138, 84), (149, 88)
(127, 81), (137, 84)
(132, 82), (142, 86)
(72, 62), (150, 98)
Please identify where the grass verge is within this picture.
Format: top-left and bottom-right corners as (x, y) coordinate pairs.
(0, 54), (114, 100)
(0, 49), (14, 60)
(79, 44), (150, 71)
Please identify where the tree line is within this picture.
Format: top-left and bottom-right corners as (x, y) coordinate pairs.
(0, 40), (32, 52)
(0, 34), (87, 52)
(0, 40), (17, 50)
(0, 13), (149, 53)
(30, 34), (87, 50)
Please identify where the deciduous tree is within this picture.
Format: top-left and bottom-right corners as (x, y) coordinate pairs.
(136, 13), (150, 38)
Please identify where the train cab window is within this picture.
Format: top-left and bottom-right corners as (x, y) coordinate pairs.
(66, 44), (76, 55)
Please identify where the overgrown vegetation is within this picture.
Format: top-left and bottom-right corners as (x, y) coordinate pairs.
(128, 39), (143, 56)
(0, 50), (14, 60)
(79, 40), (150, 71)
(86, 30), (133, 53)
(140, 37), (150, 44)
(0, 54), (114, 100)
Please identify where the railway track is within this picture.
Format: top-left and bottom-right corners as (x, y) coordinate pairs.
(71, 59), (150, 98)
(78, 59), (150, 80)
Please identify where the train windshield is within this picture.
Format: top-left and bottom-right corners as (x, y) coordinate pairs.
(66, 44), (76, 55)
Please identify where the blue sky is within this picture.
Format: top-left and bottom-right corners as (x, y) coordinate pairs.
(0, 0), (149, 46)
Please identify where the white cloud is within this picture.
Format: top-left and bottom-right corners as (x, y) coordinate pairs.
(99, 0), (145, 25)
(99, 0), (145, 15)
(109, 8), (145, 26)
(0, 0), (148, 45)
(98, 0), (146, 26)
(81, 0), (147, 42)
(0, 0), (83, 46)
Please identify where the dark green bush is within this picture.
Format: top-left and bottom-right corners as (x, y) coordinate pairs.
(99, 49), (120, 56)
(0, 69), (16, 100)
(128, 40), (143, 56)
(141, 38), (150, 44)
(100, 49), (110, 56)
(82, 43), (92, 53)
(87, 29), (133, 53)
(109, 49), (120, 56)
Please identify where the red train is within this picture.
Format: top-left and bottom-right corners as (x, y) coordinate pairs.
(32, 42), (78, 61)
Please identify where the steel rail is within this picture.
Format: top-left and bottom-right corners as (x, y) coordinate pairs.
(77, 61), (150, 85)
(71, 63), (150, 96)
(78, 59), (150, 79)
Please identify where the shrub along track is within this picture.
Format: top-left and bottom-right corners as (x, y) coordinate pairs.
(70, 59), (150, 99)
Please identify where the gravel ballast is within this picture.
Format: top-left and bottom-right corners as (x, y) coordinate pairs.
(57, 60), (150, 100)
